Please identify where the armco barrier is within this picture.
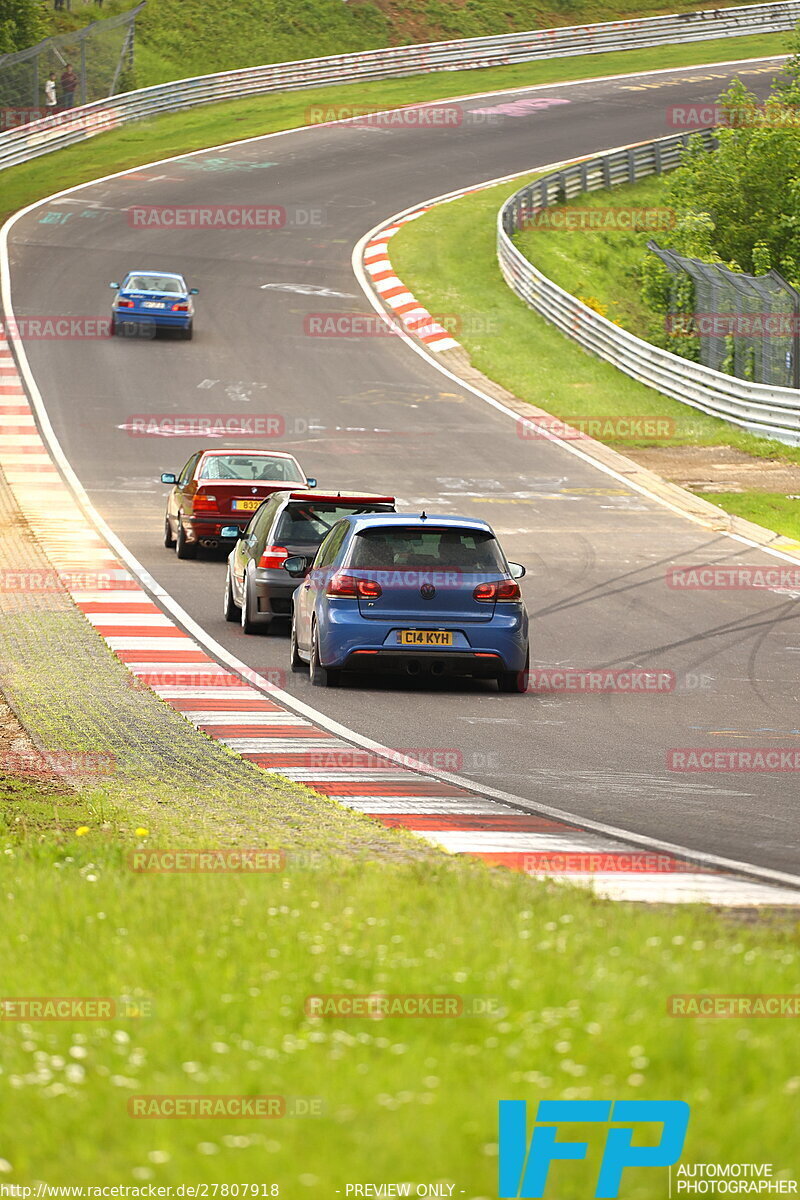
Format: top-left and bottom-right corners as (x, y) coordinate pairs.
(498, 131), (800, 446)
(0, 0), (798, 172)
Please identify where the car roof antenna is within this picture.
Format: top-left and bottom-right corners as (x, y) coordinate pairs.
(420, 510), (427, 520)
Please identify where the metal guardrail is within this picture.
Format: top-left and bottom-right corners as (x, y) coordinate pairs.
(0, 0), (798, 172)
(498, 132), (800, 446)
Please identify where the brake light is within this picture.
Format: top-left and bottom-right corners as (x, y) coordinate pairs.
(496, 580), (521, 601)
(171, 303), (189, 312)
(326, 572), (357, 597)
(117, 299), (134, 309)
(358, 577), (382, 599)
(258, 545), (288, 569)
(326, 573), (382, 599)
(193, 493), (218, 512)
(473, 579), (521, 602)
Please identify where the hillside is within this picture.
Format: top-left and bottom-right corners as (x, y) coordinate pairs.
(46, 0), (763, 87)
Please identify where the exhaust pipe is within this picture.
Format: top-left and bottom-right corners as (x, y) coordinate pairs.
(430, 661), (445, 677)
(406, 661), (421, 676)
(199, 538), (217, 548)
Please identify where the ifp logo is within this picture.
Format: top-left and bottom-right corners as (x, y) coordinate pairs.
(499, 1100), (690, 1198)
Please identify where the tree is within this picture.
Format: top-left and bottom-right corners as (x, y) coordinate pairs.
(656, 67), (800, 282)
(0, 0), (48, 56)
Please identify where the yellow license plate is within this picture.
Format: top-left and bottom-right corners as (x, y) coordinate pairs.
(233, 499), (262, 511)
(397, 630), (453, 646)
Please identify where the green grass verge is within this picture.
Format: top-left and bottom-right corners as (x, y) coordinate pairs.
(389, 156), (800, 546)
(515, 174), (666, 339)
(389, 169), (800, 458)
(705, 490), (800, 538)
(1, 837), (798, 1186)
(1, 32), (788, 227)
(0, 771), (96, 838)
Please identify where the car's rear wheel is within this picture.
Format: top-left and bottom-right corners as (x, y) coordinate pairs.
(241, 576), (267, 634)
(310, 622), (339, 687)
(182, 323), (193, 341)
(175, 517), (196, 560)
(164, 516), (175, 549)
(289, 613), (304, 673)
(223, 565), (240, 622)
(497, 650), (529, 694)
(109, 314), (116, 336)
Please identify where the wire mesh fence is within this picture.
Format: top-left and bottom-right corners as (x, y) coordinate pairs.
(0, 4), (142, 125)
(649, 241), (800, 389)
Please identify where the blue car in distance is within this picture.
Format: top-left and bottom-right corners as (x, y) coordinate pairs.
(286, 513), (529, 692)
(109, 271), (198, 339)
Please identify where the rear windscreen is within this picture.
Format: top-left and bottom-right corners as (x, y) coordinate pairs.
(349, 527), (505, 571)
(276, 503), (393, 546)
(199, 455), (305, 482)
(125, 276), (184, 294)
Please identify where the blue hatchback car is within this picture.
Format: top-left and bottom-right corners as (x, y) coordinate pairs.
(287, 513), (529, 692)
(109, 271), (198, 339)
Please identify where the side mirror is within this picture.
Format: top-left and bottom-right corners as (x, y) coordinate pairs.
(508, 562), (526, 580)
(220, 526), (239, 539)
(306, 477), (317, 489)
(160, 472), (177, 485)
(109, 281), (119, 289)
(189, 288), (199, 295)
(283, 555), (311, 578)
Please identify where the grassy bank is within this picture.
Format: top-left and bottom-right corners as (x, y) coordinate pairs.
(388, 159), (800, 538)
(45, 0), (777, 88)
(2, 828), (799, 1186)
(514, 174), (666, 340)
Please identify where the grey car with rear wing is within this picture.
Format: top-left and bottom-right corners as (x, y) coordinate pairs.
(223, 490), (396, 633)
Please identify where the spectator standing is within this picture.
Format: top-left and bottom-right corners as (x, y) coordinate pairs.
(60, 64), (78, 109)
(44, 74), (57, 113)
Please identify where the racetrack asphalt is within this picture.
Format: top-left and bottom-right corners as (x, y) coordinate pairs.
(6, 57), (800, 875)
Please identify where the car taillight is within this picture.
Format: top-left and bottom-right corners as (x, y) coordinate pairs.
(473, 579), (521, 602)
(358, 577), (382, 599)
(326, 573), (382, 599)
(117, 299), (134, 309)
(193, 493), (218, 512)
(258, 545), (288, 569)
(496, 580), (521, 601)
(171, 303), (189, 312)
(326, 572), (357, 597)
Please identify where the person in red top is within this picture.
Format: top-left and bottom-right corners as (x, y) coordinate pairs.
(60, 64), (78, 109)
